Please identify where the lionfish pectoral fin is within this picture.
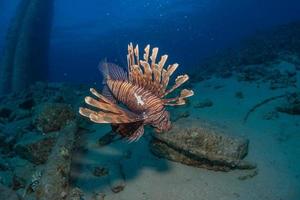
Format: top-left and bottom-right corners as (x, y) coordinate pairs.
(79, 107), (97, 118)
(80, 87), (144, 124)
(79, 108), (140, 124)
(84, 95), (120, 114)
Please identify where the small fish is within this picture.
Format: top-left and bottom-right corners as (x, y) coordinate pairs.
(79, 43), (194, 142)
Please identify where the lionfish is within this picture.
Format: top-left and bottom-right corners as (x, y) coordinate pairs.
(79, 43), (194, 142)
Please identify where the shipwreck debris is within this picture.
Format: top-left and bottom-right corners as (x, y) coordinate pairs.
(35, 121), (77, 200)
(150, 119), (256, 171)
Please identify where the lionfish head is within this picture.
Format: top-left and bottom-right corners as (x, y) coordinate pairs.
(152, 110), (172, 133)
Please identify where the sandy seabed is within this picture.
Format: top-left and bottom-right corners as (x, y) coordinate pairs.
(72, 69), (300, 200)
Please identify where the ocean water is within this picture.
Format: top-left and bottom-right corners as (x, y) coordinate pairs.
(0, 0), (300, 200)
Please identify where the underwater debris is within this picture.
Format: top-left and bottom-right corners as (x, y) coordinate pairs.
(34, 103), (75, 133)
(14, 132), (57, 165)
(150, 119), (255, 171)
(276, 92), (300, 115)
(79, 43), (193, 142)
(66, 187), (84, 200)
(92, 166), (109, 177)
(0, 82), (88, 198)
(243, 94), (286, 123)
(108, 161), (125, 193)
(23, 170), (42, 198)
(92, 192), (105, 200)
(36, 121), (77, 200)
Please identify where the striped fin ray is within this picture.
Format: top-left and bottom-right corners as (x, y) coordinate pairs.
(163, 74), (190, 97)
(161, 63), (178, 94)
(127, 43), (172, 96)
(112, 122), (145, 142)
(79, 88), (143, 124)
(99, 61), (128, 81)
(163, 89), (194, 106)
(102, 85), (116, 103)
(79, 108), (137, 123)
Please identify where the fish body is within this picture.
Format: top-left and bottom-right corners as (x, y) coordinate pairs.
(106, 79), (168, 132)
(79, 43), (193, 142)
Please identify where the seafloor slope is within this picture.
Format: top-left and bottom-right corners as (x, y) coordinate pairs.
(0, 54), (299, 199)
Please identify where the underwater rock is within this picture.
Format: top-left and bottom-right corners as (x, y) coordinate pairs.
(0, 132), (6, 147)
(150, 119), (255, 171)
(0, 107), (13, 120)
(0, 171), (14, 188)
(12, 174), (25, 191)
(2, 118), (33, 139)
(10, 157), (35, 187)
(34, 103), (75, 133)
(276, 92), (300, 115)
(194, 99), (213, 109)
(0, 157), (10, 171)
(0, 133), (19, 155)
(277, 104), (300, 115)
(36, 121), (77, 200)
(66, 187), (84, 200)
(93, 166), (109, 177)
(18, 98), (35, 110)
(92, 192), (105, 200)
(0, 184), (20, 200)
(108, 162), (125, 193)
(14, 110), (32, 121)
(14, 132), (57, 164)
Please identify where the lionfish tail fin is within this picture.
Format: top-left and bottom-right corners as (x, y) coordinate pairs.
(79, 88), (144, 124)
(127, 43), (193, 103)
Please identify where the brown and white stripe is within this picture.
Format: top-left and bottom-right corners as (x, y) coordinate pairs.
(79, 43), (193, 141)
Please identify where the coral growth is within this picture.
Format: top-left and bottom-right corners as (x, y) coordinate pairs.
(34, 103), (75, 133)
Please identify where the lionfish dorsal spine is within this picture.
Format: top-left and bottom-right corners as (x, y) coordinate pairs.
(127, 43), (193, 105)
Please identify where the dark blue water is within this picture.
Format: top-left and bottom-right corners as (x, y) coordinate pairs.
(1, 0), (300, 83)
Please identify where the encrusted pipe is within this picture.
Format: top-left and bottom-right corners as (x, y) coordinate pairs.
(36, 121), (77, 200)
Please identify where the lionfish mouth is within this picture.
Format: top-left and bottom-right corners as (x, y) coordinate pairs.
(79, 43), (194, 142)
